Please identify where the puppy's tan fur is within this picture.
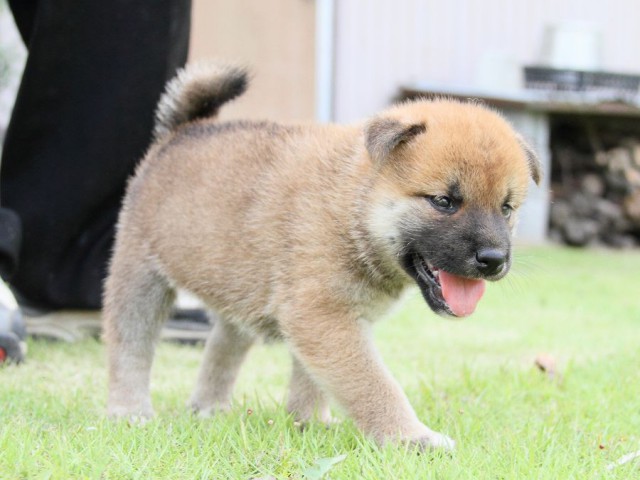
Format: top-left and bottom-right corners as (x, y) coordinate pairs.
(104, 62), (540, 449)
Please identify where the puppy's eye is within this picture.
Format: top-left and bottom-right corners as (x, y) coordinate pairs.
(427, 195), (456, 212)
(502, 204), (513, 218)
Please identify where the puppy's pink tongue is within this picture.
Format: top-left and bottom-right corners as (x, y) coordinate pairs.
(439, 271), (486, 317)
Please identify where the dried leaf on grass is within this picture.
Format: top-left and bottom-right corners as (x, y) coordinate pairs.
(534, 353), (561, 380)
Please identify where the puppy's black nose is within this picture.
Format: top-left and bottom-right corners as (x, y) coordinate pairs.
(475, 248), (507, 275)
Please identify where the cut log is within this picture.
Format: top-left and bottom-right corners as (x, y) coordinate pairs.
(562, 218), (600, 246)
(581, 173), (605, 197)
(549, 200), (572, 229)
(570, 193), (595, 217)
(624, 190), (640, 227)
(549, 127), (640, 248)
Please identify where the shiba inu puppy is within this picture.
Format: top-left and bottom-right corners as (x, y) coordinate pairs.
(104, 62), (540, 450)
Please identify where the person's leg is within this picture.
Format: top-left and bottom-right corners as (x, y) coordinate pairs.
(0, 206), (23, 362)
(6, 0), (38, 44)
(1, 0), (191, 309)
(0, 208), (21, 279)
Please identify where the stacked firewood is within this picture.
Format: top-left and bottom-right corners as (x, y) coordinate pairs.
(549, 139), (640, 247)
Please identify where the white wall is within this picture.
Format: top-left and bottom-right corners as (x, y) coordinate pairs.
(332, 0), (640, 122)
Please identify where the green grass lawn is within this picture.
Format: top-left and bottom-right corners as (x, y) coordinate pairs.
(2, 246), (640, 479)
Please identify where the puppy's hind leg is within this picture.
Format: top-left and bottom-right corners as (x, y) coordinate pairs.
(103, 250), (175, 420)
(189, 319), (254, 416)
(287, 354), (332, 424)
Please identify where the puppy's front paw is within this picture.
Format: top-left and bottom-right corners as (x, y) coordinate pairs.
(382, 424), (456, 452)
(410, 429), (456, 452)
(189, 400), (231, 418)
(288, 404), (337, 426)
(291, 412), (340, 431)
(107, 403), (154, 423)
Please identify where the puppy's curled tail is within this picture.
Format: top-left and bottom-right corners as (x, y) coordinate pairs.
(153, 62), (248, 140)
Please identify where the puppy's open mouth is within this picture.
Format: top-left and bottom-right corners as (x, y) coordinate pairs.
(406, 253), (486, 318)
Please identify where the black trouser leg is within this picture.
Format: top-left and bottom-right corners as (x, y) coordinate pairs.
(1, 0), (191, 309)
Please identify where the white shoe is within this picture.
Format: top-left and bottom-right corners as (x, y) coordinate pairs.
(0, 278), (26, 363)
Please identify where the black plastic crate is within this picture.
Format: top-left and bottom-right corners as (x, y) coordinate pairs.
(524, 66), (640, 94)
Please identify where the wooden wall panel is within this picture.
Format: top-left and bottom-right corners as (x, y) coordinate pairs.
(190, 0), (316, 122)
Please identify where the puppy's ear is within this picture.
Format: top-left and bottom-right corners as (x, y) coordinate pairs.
(365, 118), (426, 165)
(517, 134), (542, 185)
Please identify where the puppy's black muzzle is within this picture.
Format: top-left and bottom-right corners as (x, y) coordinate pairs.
(475, 248), (507, 276)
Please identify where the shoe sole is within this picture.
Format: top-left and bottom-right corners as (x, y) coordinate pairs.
(24, 310), (212, 343)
